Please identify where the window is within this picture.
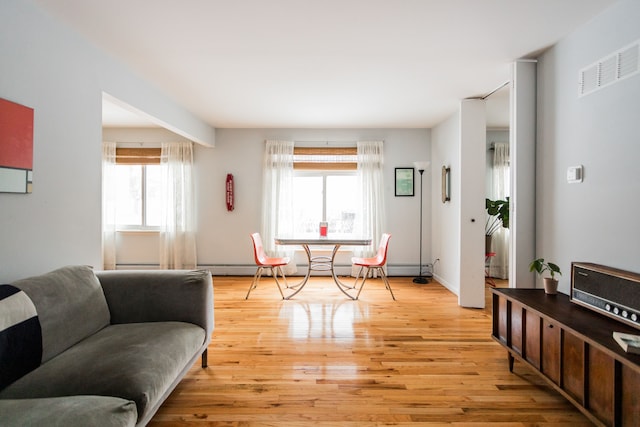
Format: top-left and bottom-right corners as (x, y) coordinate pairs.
(292, 171), (358, 235)
(114, 164), (161, 229)
(113, 148), (161, 230)
(291, 146), (358, 236)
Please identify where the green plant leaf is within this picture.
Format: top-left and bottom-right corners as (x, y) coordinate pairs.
(485, 198), (509, 234)
(529, 258), (562, 279)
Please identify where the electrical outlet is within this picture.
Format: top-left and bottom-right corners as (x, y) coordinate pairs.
(567, 165), (583, 183)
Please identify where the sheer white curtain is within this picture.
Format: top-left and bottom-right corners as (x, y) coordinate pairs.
(353, 141), (386, 265)
(261, 140), (297, 275)
(490, 142), (510, 279)
(159, 142), (197, 269)
(102, 141), (117, 270)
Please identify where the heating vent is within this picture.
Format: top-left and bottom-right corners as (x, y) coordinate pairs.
(579, 40), (640, 97)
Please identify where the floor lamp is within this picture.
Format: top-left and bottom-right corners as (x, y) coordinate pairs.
(413, 161), (430, 284)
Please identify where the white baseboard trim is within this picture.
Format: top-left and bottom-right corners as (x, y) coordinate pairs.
(433, 273), (458, 296)
(116, 263), (427, 277)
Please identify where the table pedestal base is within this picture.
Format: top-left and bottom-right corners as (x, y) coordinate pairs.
(283, 244), (358, 300)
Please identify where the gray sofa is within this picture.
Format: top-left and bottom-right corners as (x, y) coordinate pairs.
(0, 265), (214, 426)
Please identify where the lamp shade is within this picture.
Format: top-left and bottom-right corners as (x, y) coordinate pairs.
(414, 161), (430, 172)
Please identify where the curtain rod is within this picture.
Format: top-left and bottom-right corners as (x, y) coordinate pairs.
(294, 140), (358, 147)
(488, 141), (509, 151)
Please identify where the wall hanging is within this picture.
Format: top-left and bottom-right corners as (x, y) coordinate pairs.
(394, 167), (414, 197)
(0, 97), (33, 193)
(441, 165), (451, 203)
(226, 173), (234, 211)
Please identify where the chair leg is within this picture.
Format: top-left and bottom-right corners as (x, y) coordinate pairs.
(246, 266), (264, 299)
(277, 265), (290, 289)
(378, 267), (396, 300)
(355, 267), (395, 300)
(352, 266), (364, 289)
(355, 266), (370, 300)
(271, 266), (286, 299)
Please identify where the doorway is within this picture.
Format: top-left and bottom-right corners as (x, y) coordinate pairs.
(485, 83), (510, 287)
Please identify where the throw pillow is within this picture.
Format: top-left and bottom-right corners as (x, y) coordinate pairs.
(0, 284), (42, 390)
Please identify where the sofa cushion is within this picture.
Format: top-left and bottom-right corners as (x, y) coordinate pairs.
(0, 396), (137, 427)
(11, 265), (110, 363)
(0, 284), (42, 390)
(0, 321), (205, 422)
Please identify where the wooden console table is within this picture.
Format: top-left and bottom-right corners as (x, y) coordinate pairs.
(491, 288), (640, 427)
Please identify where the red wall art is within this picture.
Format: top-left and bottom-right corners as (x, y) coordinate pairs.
(0, 97), (34, 193)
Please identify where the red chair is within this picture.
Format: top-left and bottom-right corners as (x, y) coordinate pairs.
(246, 232), (290, 299)
(351, 233), (395, 300)
(485, 252), (496, 287)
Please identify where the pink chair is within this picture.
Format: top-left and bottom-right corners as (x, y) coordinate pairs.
(351, 233), (395, 300)
(246, 232), (290, 299)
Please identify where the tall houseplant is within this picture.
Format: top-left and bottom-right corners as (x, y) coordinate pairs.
(529, 258), (562, 295)
(485, 197), (509, 253)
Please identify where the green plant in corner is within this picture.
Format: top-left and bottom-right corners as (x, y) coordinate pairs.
(529, 258), (562, 280)
(485, 197), (509, 236)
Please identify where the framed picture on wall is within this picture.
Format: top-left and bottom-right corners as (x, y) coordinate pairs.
(395, 167), (414, 197)
(0, 97), (34, 194)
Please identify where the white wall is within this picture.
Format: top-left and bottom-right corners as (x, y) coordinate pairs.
(431, 112), (460, 294)
(536, 0), (640, 294)
(111, 128), (431, 275)
(0, 0), (213, 282)
(103, 128), (192, 145)
(510, 60), (537, 289)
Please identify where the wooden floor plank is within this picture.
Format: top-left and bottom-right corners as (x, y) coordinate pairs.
(149, 276), (592, 426)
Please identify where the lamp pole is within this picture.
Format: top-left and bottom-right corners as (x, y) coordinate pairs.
(413, 165), (428, 284)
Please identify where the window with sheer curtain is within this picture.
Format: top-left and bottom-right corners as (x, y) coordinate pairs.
(291, 146), (358, 237)
(489, 142), (510, 279)
(261, 140), (386, 274)
(158, 142), (197, 270)
(102, 142), (197, 270)
(108, 147), (162, 230)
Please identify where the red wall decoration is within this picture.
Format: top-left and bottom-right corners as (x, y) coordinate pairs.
(226, 173), (234, 211)
(0, 97), (34, 193)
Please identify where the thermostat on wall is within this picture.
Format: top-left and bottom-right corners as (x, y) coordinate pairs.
(567, 165), (583, 183)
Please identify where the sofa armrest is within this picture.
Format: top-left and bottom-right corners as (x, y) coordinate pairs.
(95, 269), (214, 342)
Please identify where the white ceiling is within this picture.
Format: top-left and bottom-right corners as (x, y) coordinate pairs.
(34, 0), (615, 129)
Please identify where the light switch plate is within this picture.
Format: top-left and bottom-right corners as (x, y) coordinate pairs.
(567, 165), (583, 183)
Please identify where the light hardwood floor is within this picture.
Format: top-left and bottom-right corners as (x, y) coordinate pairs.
(149, 276), (592, 426)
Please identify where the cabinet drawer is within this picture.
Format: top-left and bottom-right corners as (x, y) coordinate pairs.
(541, 319), (561, 384)
(524, 310), (541, 369)
(510, 302), (523, 355)
(562, 330), (585, 403)
(621, 364), (640, 427)
(587, 346), (615, 426)
(497, 295), (508, 343)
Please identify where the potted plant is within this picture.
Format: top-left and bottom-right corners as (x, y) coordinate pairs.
(485, 197), (509, 253)
(529, 258), (562, 295)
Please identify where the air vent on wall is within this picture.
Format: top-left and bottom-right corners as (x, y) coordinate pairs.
(579, 39), (640, 97)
